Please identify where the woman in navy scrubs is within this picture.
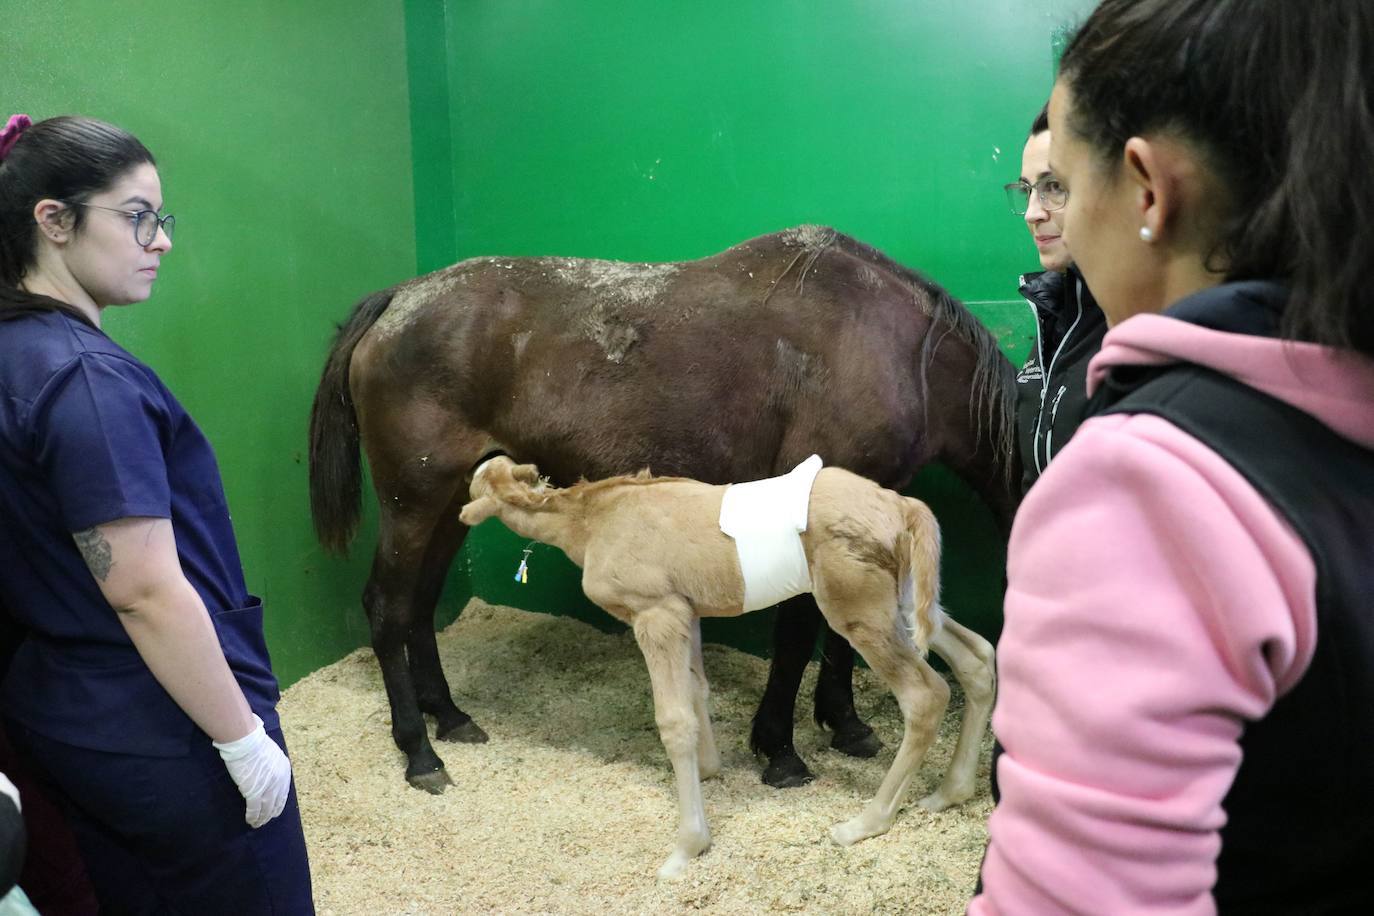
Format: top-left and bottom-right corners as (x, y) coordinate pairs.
(0, 114), (312, 914)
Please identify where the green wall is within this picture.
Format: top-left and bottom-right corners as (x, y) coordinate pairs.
(6, 1), (1097, 688)
(4, 1), (418, 685)
(416, 0), (1098, 649)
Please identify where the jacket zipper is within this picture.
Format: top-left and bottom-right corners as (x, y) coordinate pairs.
(1031, 275), (1084, 472)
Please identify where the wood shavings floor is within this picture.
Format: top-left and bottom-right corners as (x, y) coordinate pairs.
(280, 598), (993, 915)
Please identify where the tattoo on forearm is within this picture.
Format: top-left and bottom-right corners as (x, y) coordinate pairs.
(74, 527), (115, 581)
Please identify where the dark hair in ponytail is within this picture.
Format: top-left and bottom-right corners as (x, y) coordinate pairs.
(1059, 0), (1374, 354)
(0, 115), (155, 326)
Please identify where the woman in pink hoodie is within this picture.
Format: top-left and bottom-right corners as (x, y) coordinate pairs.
(971, 1), (1374, 913)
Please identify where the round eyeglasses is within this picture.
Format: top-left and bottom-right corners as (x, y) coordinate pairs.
(1003, 176), (1067, 215)
(65, 202), (175, 247)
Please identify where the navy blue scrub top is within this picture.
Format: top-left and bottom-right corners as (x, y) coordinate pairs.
(0, 311), (279, 756)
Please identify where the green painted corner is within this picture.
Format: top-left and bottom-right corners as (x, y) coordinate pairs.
(404, 0), (459, 275)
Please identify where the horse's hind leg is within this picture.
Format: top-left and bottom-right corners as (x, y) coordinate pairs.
(832, 629), (948, 845)
(815, 626), (882, 758)
(812, 564), (948, 845)
(919, 616), (995, 811)
(363, 504), (454, 793)
(750, 594), (823, 788)
(359, 401), (488, 792)
(409, 500), (488, 744)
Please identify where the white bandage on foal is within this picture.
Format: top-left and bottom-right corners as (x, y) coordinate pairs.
(719, 454), (824, 612)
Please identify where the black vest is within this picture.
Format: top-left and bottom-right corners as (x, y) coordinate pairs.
(1096, 357), (1374, 913)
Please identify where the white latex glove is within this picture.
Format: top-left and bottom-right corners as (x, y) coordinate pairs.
(213, 714), (291, 828)
(0, 771), (20, 812)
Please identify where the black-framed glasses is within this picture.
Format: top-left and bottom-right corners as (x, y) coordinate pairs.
(1002, 176), (1068, 215)
(65, 202), (175, 247)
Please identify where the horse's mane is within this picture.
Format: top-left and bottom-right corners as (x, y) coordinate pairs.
(799, 229), (1018, 489)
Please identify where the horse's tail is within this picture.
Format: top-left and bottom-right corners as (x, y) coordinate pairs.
(308, 287), (396, 554)
(896, 496), (944, 654)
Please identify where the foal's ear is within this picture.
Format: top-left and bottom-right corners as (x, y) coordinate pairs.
(459, 496), (501, 527)
(511, 463), (542, 487)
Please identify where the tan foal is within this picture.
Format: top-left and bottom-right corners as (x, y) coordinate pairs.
(460, 457), (995, 879)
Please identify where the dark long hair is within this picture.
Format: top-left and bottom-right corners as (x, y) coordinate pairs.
(1059, 0), (1374, 354)
(0, 115), (155, 327)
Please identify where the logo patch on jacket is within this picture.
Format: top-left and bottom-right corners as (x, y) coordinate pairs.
(1016, 357), (1043, 385)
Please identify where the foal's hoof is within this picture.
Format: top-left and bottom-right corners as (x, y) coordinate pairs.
(918, 782), (973, 813)
(657, 851), (692, 881)
(830, 723), (882, 759)
(657, 834), (711, 879)
(406, 768), (454, 795)
(762, 754), (815, 789)
(830, 813), (888, 847)
(437, 719), (490, 744)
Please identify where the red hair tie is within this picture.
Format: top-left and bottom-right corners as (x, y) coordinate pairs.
(0, 114), (33, 162)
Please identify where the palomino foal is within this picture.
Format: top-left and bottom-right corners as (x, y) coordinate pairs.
(459, 456), (995, 879)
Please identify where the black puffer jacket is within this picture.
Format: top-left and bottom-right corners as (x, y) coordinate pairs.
(1013, 268), (1108, 495)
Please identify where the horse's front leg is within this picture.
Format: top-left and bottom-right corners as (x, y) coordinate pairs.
(749, 594), (823, 787)
(815, 625), (882, 757)
(632, 601), (710, 879)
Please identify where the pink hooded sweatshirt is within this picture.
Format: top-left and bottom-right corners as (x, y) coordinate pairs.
(969, 311), (1374, 915)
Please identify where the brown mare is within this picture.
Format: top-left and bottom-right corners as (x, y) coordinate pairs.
(308, 225), (1019, 793)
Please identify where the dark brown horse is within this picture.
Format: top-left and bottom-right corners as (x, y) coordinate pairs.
(309, 226), (1018, 793)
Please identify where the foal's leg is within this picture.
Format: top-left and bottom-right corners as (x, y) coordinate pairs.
(919, 617), (995, 811)
(690, 619), (721, 780)
(632, 601), (710, 879)
(832, 634), (948, 846)
(750, 594), (823, 787)
(812, 560), (949, 846)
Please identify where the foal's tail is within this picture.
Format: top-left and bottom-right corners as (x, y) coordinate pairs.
(896, 497), (944, 654)
(308, 287), (396, 554)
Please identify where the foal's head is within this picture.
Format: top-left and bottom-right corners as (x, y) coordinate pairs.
(459, 456), (549, 526)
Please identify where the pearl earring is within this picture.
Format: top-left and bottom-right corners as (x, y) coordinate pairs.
(1139, 226), (1155, 243)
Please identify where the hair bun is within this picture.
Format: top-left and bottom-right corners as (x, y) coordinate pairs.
(0, 114), (33, 162)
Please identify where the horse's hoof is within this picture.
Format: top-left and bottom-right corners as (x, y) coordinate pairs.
(437, 719), (489, 744)
(762, 755), (815, 789)
(830, 723), (882, 759)
(406, 767), (454, 795)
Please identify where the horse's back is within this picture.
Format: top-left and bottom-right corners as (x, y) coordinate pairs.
(348, 227), (945, 486)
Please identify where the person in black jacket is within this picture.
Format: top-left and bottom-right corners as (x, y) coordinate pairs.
(974, 102), (1114, 842)
(1004, 103), (1108, 493)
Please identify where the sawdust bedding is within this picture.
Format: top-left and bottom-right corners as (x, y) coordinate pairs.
(281, 598), (993, 915)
